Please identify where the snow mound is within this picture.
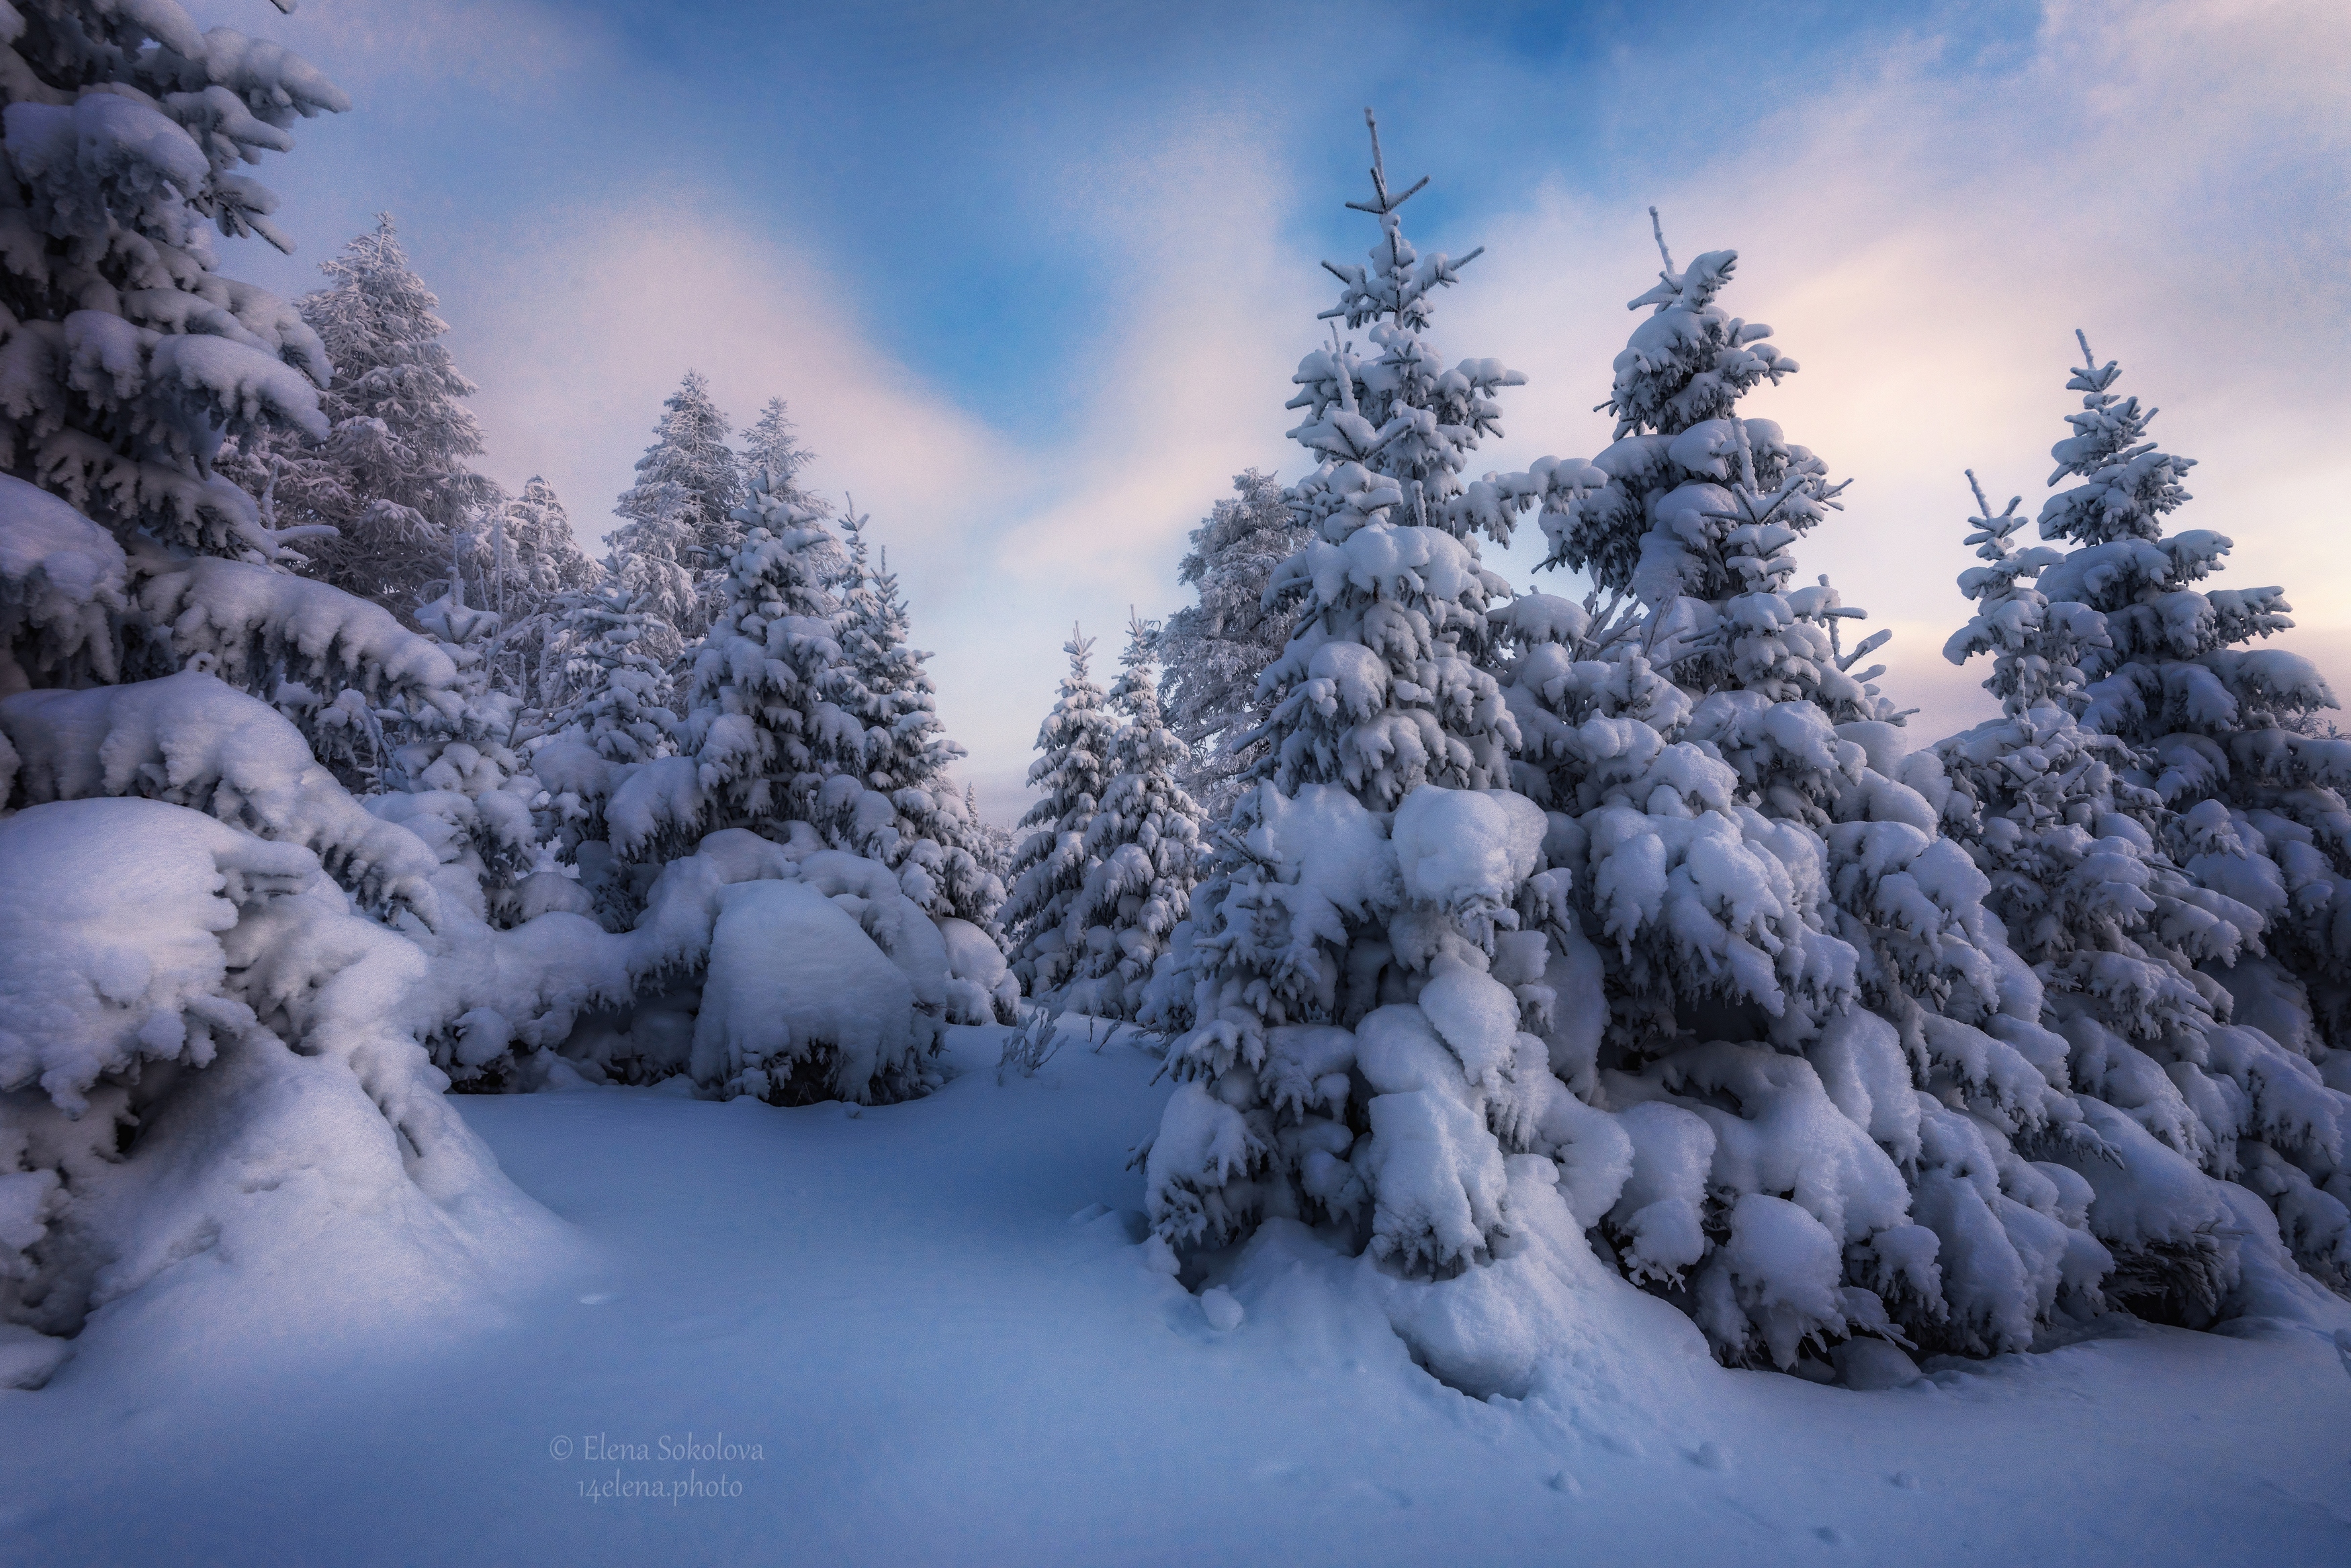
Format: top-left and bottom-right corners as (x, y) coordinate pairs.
(690, 878), (930, 1105)
(0, 797), (565, 1376)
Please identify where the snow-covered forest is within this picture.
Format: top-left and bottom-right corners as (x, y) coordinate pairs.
(1, 4), (2347, 1565)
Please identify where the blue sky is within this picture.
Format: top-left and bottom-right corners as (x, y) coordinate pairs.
(199, 0), (2350, 819)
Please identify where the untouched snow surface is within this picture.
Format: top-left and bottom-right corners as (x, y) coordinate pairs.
(3, 1024), (2347, 1566)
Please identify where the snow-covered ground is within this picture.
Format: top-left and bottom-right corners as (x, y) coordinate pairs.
(4, 1023), (2346, 1567)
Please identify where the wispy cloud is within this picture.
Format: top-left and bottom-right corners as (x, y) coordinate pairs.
(1453, 0), (2351, 742)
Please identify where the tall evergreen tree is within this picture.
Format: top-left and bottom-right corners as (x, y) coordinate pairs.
(826, 508), (1002, 925)
(1062, 612), (1202, 1020)
(607, 472), (860, 862)
(539, 582), (679, 768)
(1145, 116), (1621, 1303)
(1941, 343), (2351, 1300)
(490, 475), (597, 612)
(1523, 218), (2112, 1362)
(2031, 336), (2349, 1046)
(601, 479), (698, 665)
(613, 371), (742, 640)
(231, 214), (505, 610)
(1158, 469), (1315, 816)
(1002, 627), (1118, 993)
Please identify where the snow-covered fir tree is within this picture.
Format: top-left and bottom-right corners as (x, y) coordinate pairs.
(607, 473), (860, 862)
(0, 2), (568, 1362)
(460, 474), (598, 702)
(741, 397), (814, 494)
(539, 582), (680, 767)
(487, 475), (596, 614)
(1937, 344), (2351, 1301)
(1511, 218), (2125, 1363)
(1158, 468), (1314, 816)
(613, 371), (742, 640)
(1059, 612), (1202, 1020)
(825, 509), (1002, 926)
(2032, 336), (2348, 1046)
(364, 575), (562, 929)
(1002, 627), (1119, 994)
(228, 214), (505, 611)
(1143, 117), (1636, 1334)
(965, 782), (1018, 882)
(600, 478), (698, 666)
(0, 0), (345, 565)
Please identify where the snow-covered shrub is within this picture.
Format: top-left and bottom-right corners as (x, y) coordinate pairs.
(692, 878), (930, 1105)
(995, 998), (1065, 1085)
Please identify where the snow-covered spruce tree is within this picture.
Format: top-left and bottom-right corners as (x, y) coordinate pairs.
(1944, 342), (2351, 1301)
(1141, 121), (1644, 1387)
(600, 478), (697, 667)
(613, 370), (741, 640)
(465, 474), (596, 700)
(0, 11), (565, 1378)
(1059, 611), (1201, 1021)
(741, 396), (813, 494)
(607, 472), (860, 861)
(2033, 336), (2349, 1044)
(225, 214), (504, 612)
(824, 508), (1003, 929)
(0, 0), (345, 567)
(1158, 468), (1313, 817)
(496, 476), (596, 610)
(0, 10), (488, 765)
(965, 781), (1017, 881)
(1521, 220), (2116, 1365)
(359, 575), (567, 931)
(1002, 626), (1118, 995)
(539, 582), (678, 768)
